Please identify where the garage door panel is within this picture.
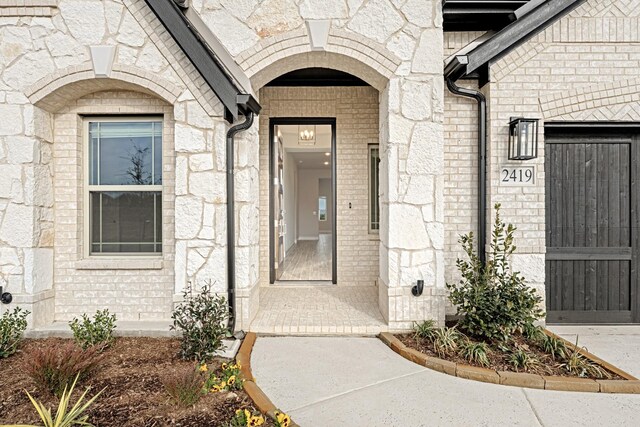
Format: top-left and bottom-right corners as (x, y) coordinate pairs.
(546, 260), (630, 312)
(545, 134), (636, 323)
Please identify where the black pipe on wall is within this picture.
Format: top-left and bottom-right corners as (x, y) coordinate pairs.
(446, 78), (487, 265)
(226, 112), (254, 334)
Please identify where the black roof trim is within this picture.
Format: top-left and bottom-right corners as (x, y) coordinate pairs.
(443, 0), (530, 32)
(144, 0), (260, 122)
(265, 68), (370, 87)
(445, 0), (585, 81)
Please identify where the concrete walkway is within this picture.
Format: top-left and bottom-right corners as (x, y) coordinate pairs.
(252, 337), (640, 427)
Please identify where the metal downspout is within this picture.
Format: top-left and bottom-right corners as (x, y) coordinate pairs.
(226, 112), (254, 334)
(446, 78), (487, 265)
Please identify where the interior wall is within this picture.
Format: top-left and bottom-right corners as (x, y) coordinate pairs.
(319, 178), (332, 233)
(283, 151), (297, 251)
(297, 169), (330, 239)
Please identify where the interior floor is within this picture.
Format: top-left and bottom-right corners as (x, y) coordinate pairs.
(279, 233), (332, 281)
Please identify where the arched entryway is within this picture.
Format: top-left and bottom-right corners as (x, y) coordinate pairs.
(236, 40), (393, 333)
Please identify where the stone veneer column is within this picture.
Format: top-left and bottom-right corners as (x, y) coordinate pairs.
(378, 32), (446, 330)
(173, 90), (229, 300)
(0, 104), (55, 326)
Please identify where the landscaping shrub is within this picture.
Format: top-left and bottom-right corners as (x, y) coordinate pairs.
(171, 281), (228, 361)
(508, 346), (540, 372)
(523, 323), (546, 343)
(413, 319), (437, 342)
(432, 327), (460, 358)
(161, 365), (204, 407)
(23, 374), (103, 427)
(0, 306), (29, 358)
(447, 204), (544, 341)
(459, 340), (490, 367)
(23, 341), (102, 397)
(69, 309), (117, 351)
(539, 334), (567, 361)
(560, 338), (611, 379)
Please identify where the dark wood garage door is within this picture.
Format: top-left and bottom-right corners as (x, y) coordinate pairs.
(545, 127), (639, 323)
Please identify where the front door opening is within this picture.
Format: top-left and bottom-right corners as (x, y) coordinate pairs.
(270, 119), (337, 283)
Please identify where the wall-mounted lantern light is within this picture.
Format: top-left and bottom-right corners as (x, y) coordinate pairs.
(508, 117), (539, 160)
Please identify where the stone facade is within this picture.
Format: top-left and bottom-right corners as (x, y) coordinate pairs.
(1, 0), (638, 331)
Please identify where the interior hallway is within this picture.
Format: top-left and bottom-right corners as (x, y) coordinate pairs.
(279, 233), (332, 281)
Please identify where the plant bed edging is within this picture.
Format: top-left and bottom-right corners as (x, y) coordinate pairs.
(237, 332), (300, 426)
(379, 332), (640, 394)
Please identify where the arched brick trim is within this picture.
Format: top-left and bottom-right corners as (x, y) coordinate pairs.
(237, 28), (401, 91)
(540, 78), (640, 120)
(250, 51), (390, 92)
(26, 63), (183, 112)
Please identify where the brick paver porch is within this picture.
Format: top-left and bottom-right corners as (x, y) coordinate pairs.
(249, 286), (387, 335)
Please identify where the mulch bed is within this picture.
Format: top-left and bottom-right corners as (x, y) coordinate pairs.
(0, 337), (274, 426)
(397, 332), (622, 380)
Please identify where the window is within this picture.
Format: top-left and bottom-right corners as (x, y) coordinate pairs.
(369, 145), (380, 233)
(86, 119), (162, 255)
(318, 196), (327, 221)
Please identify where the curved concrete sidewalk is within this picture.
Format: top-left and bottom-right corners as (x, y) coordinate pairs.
(252, 337), (640, 427)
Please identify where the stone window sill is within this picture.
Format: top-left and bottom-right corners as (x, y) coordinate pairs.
(75, 258), (164, 270)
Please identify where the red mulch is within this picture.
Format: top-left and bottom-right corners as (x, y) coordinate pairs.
(0, 337), (274, 426)
(397, 332), (622, 380)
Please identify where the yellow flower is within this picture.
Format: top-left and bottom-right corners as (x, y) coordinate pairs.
(211, 384), (222, 393)
(221, 362), (228, 370)
(220, 381), (227, 389)
(227, 375), (236, 386)
(235, 409), (243, 416)
(199, 364), (208, 372)
(249, 415), (265, 426)
(276, 411), (291, 427)
(235, 362), (242, 369)
(244, 409), (251, 421)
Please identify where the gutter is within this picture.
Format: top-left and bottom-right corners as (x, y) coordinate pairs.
(226, 111), (255, 334)
(445, 55), (487, 264)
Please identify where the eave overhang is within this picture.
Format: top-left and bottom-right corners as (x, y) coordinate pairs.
(144, 0), (260, 122)
(444, 0), (585, 82)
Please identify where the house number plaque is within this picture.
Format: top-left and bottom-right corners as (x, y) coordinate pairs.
(500, 166), (535, 186)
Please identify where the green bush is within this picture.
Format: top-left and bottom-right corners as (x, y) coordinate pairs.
(23, 341), (102, 397)
(0, 306), (30, 358)
(432, 327), (461, 358)
(171, 282), (228, 361)
(508, 346), (540, 372)
(539, 334), (568, 360)
(413, 319), (437, 342)
(459, 340), (490, 367)
(69, 309), (117, 351)
(447, 204), (544, 341)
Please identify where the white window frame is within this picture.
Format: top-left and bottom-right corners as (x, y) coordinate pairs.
(83, 116), (163, 258)
(368, 144), (380, 234)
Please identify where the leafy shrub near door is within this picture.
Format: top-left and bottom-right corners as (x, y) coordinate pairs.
(171, 281), (228, 361)
(446, 204), (544, 341)
(69, 309), (117, 351)
(0, 306), (30, 358)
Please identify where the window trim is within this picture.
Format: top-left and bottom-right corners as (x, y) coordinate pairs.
(368, 144), (380, 234)
(83, 116), (164, 258)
